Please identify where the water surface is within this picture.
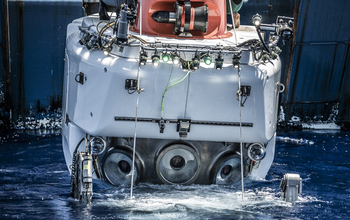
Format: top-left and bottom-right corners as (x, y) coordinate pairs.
(0, 130), (349, 219)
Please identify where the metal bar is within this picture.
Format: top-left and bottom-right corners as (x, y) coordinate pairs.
(142, 46), (242, 54)
(114, 117), (253, 127)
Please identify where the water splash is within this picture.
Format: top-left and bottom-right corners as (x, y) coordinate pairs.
(92, 183), (299, 219)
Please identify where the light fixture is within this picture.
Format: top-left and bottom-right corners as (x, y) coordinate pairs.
(247, 143), (266, 161)
(139, 50), (148, 65)
(152, 53), (160, 67)
(192, 54), (200, 70)
(215, 54), (224, 70)
(89, 136), (106, 155)
(103, 46), (112, 56)
(171, 53), (180, 65)
(232, 54), (241, 69)
(278, 25), (293, 40)
(252, 14), (262, 27)
(203, 54), (212, 65)
(162, 53), (170, 63)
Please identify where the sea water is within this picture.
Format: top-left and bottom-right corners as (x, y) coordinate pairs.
(0, 129), (349, 219)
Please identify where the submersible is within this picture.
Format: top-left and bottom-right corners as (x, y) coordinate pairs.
(62, 0), (301, 202)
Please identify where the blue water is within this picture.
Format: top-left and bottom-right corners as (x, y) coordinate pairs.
(0, 130), (349, 219)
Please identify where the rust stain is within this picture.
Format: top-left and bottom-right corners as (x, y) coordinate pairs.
(284, 0), (301, 100)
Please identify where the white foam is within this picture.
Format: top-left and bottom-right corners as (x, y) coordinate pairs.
(92, 183), (316, 219)
(302, 122), (340, 130)
(276, 136), (315, 145)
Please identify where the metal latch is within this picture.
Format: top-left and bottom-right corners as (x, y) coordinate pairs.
(177, 119), (191, 138)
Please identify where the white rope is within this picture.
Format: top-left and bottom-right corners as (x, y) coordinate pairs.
(228, 0), (238, 44)
(238, 66), (244, 201)
(130, 51), (142, 200)
(130, 0), (143, 200)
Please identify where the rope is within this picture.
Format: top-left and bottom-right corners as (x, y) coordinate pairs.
(130, 48), (142, 200)
(237, 65), (244, 201)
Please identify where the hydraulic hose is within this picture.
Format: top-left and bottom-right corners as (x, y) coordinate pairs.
(160, 62), (191, 118)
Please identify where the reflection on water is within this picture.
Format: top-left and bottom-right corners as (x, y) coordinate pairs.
(0, 130), (349, 219)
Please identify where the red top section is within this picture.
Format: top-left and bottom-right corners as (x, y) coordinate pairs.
(131, 0), (232, 39)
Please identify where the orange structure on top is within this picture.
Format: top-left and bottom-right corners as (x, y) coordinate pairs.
(131, 0), (232, 39)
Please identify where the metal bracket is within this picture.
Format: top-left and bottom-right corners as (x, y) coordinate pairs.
(179, 0), (193, 38)
(236, 85), (251, 106)
(177, 119), (191, 138)
(125, 79), (138, 90)
(241, 85), (251, 96)
(158, 119), (166, 133)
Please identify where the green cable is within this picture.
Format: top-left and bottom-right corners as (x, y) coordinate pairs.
(161, 62), (191, 118)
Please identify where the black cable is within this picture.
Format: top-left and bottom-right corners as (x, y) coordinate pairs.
(236, 39), (260, 47)
(256, 27), (270, 53)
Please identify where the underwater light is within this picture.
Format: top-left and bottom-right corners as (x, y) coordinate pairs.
(247, 143), (266, 161)
(252, 14), (262, 27)
(139, 51), (148, 66)
(162, 53), (170, 63)
(232, 54), (241, 69)
(152, 54), (160, 67)
(192, 55), (200, 70)
(204, 55), (212, 65)
(215, 54), (224, 70)
(171, 54), (180, 65)
(89, 137), (106, 155)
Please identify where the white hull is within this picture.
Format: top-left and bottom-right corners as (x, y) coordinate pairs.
(62, 15), (282, 186)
